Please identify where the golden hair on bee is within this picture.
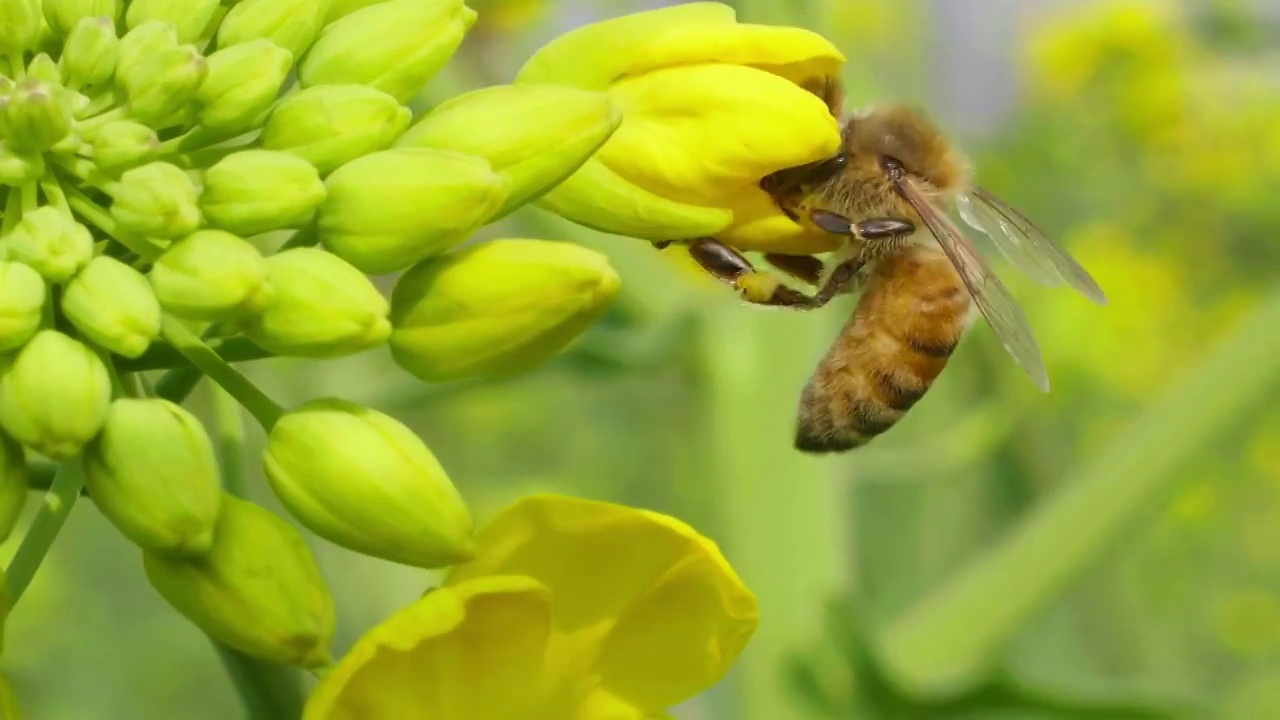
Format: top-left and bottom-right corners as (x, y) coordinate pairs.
(840, 104), (972, 195)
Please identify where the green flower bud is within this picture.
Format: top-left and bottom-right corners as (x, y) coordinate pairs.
(263, 397), (475, 568)
(324, 0), (385, 23)
(115, 20), (178, 84)
(317, 148), (508, 274)
(217, 0), (328, 60)
(25, 53), (61, 84)
(196, 39), (293, 134)
(260, 84), (410, 175)
(4, 206), (94, 282)
(238, 248), (390, 358)
(125, 0), (220, 44)
(85, 398), (222, 555)
(4, 79), (74, 152)
(43, 0), (121, 37)
(0, 430), (27, 543)
(62, 16), (118, 90)
(149, 230), (274, 322)
(119, 43), (208, 127)
(390, 239), (621, 382)
(0, 0), (42, 55)
(0, 142), (45, 186)
(61, 256), (162, 358)
(91, 120), (159, 175)
(0, 330), (111, 460)
(201, 151), (326, 236)
(397, 84), (620, 219)
(110, 162), (201, 239)
(299, 0), (477, 103)
(143, 494), (335, 667)
(0, 261), (43, 352)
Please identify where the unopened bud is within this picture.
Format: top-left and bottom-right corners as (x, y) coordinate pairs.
(263, 398), (475, 568)
(0, 0), (42, 55)
(25, 54), (61, 85)
(61, 256), (162, 358)
(43, 0), (122, 37)
(260, 84), (411, 175)
(119, 43), (208, 127)
(85, 398), (222, 555)
(398, 84), (620, 219)
(317, 147), (508, 274)
(0, 330), (111, 460)
(324, 0), (384, 23)
(217, 0), (329, 60)
(110, 162), (201, 239)
(201, 151), (325, 236)
(238, 248), (390, 358)
(62, 16), (119, 90)
(0, 430), (27, 543)
(390, 239), (620, 381)
(125, 0), (221, 44)
(196, 39), (293, 134)
(115, 20), (177, 84)
(4, 79), (74, 152)
(0, 142), (45, 186)
(149, 230), (274, 322)
(0, 260), (43, 352)
(143, 494), (336, 667)
(4, 206), (94, 282)
(91, 120), (159, 175)
(299, 0), (477, 103)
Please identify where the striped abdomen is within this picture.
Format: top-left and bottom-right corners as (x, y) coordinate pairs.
(794, 245), (973, 453)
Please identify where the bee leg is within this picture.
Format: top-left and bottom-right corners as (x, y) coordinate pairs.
(686, 238), (828, 308)
(811, 210), (916, 241)
(764, 253), (825, 286)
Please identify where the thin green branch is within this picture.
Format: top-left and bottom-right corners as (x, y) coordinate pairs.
(212, 384), (247, 498)
(155, 366), (204, 403)
(62, 181), (162, 262)
(6, 458), (87, 603)
(159, 316), (283, 430)
(116, 337), (276, 372)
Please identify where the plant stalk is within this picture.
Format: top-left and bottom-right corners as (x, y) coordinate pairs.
(6, 458), (87, 603)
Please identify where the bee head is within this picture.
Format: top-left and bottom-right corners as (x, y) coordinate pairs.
(842, 104), (970, 194)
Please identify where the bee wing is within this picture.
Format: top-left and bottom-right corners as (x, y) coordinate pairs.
(961, 187), (1108, 306)
(895, 175), (1051, 392)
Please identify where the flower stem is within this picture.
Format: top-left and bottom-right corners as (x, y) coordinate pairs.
(1, 187), (19, 236)
(39, 171), (71, 215)
(212, 384), (247, 498)
(874, 283), (1280, 700)
(62, 181), (162, 262)
(6, 457), (87, 603)
(116, 337), (277, 372)
(159, 316), (283, 431)
(278, 225), (318, 251)
(76, 106), (129, 136)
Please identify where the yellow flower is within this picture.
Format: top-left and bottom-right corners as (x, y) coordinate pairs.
(303, 494), (758, 719)
(517, 2), (845, 254)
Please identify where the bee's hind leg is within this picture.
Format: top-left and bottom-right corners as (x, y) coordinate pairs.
(684, 238), (859, 310)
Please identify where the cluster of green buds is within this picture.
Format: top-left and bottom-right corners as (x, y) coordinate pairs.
(0, 0), (628, 685)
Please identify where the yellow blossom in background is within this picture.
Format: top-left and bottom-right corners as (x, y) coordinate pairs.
(517, 1), (846, 253)
(303, 494), (758, 719)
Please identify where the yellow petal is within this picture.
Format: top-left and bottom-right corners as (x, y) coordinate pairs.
(623, 22), (844, 90)
(303, 575), (555, 720)
(599, 62), (841, 210)
(711, 186), (843, 255)
(446, 494), (759, 711)
(535, 156), (733, 241)
(515, 2), (736, 89)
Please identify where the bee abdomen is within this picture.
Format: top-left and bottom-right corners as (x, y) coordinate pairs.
(794, 378), (907, 453)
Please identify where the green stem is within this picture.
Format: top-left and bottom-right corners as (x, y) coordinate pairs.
(76, 106), (129, 135)
(39, 171), (71, 215)
(156, 366), (204, 403)
(116, 337), (276, 373)
(76, 91), (117, 119)
(6, 53), (24, 80)
(20, 182), (37, 213)
(212, 384), (247, 498)
(159, 316), (284, 430)
(212, 644), (308, 720)
(178, 141), (254, 170)
(63, 182), (162, 262)
(278, 225), (318, 251)
(874, 284), (1280, 700)
(1, 187), (19, 236)
(6, 458), (87, 603)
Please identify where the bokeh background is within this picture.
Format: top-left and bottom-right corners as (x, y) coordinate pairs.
(6, 0), (1280, 717)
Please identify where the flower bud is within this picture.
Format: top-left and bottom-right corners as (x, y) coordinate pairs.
(0, 0), (42, 55)
(390, 239), (620, 381)
(125, 0), (220, 44)
(317, 148), (508, 274)
(398, 84), (620, 219)
(43, 0), (121, 37)
(85, 398), (222, 555)
(260, 84), (411, 175)
(61, 16), (118, 90)
(115, 20), (178, 84)
(91, 120), (159, 175)
(119, 43), (208, 127)
(4, 206), (94, 282)
(201, 150), (325, 236)
(0, 330), (111, 460)
(110, 162), (201, 239)
(217, 0), (328, 60)
(26, 53), (61, 85)
(263, 398), (474, 568)
(149, 230), (274, 322)
(143, 494), (335, 667)
(0, 430), (27, 543)
(299, 0), (477, 103)
(238, 248), (390, 358)
(196, 39), (293, 134)
(4, 79), (74, 152)
(0, 261), (43, 352)
(0, 142), (45, 186)
(61, 256), (162, 358)
(324, 0), (385, 23)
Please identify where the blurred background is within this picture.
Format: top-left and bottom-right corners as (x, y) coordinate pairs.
(6, 0), (1280, 717)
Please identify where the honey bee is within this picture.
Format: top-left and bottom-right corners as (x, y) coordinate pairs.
(667, 103), (1107, 453)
